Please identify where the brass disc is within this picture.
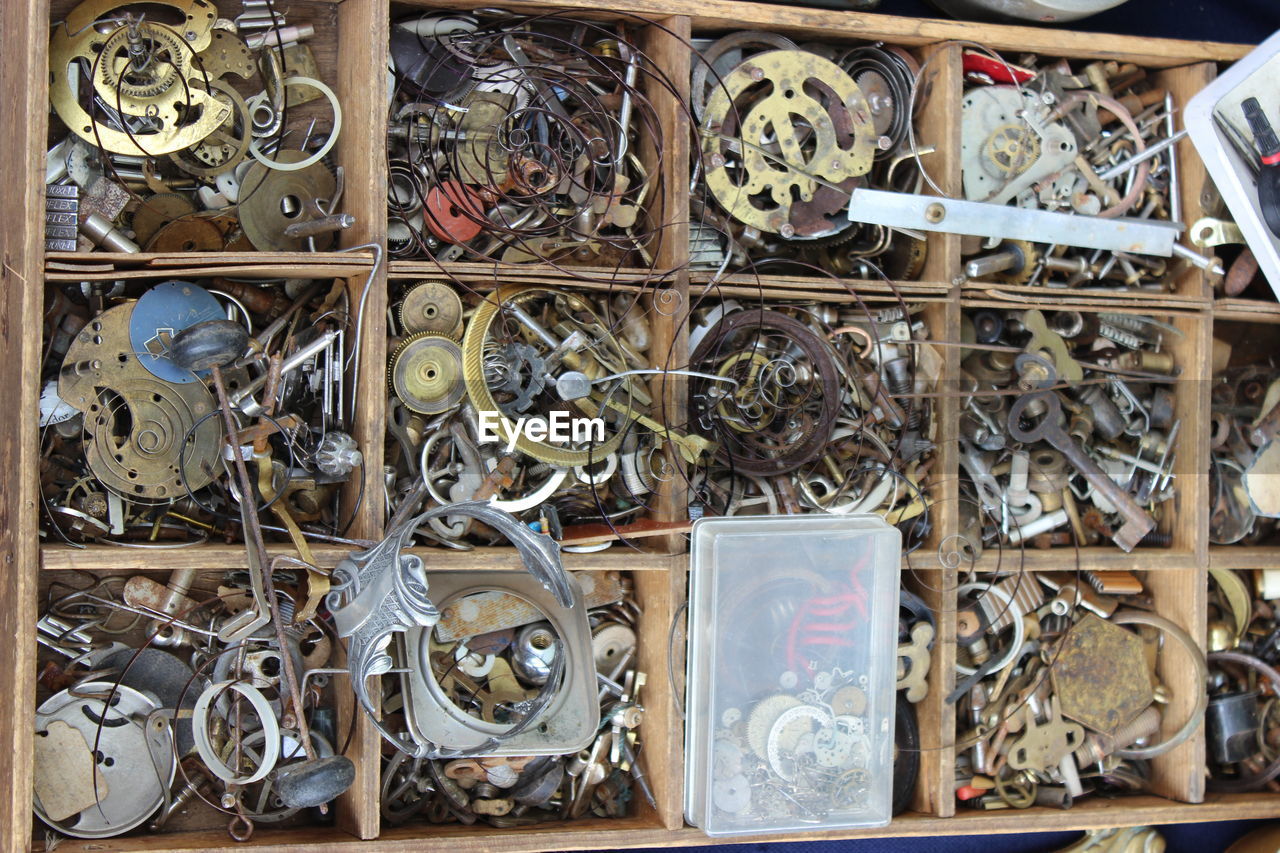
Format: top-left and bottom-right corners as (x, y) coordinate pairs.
(58, 302), (221, 502)
(399, 281), (464, 338)
(389, 333), (466, 415)
(145, 218), (225, 252)
(238, 150), (337, 251)
(131, 193), (197, 246)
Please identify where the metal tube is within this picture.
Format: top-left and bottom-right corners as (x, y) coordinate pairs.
(1096, 129), (1189, 181)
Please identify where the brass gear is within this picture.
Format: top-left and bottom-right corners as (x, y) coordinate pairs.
(745, 694), (803, 759)
(460, 286), (633, 468)
(994, 239), (1040, 284)
(389, 333), (466, 415)
(985, 123), (1041, 178)
(399, 281), (464, 339)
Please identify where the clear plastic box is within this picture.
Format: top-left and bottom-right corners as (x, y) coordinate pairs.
(684, 515), (902, 837)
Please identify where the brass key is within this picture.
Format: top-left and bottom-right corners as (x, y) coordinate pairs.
(1008, 391), (1155, 552)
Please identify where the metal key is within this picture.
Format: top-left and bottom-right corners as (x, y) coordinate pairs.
(1008, 391), (1155, 552)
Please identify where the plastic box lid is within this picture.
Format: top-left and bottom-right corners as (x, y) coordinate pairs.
(684, 515), (902, 837)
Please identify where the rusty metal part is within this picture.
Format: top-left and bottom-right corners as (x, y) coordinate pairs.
(146, 218), (226, 252)
(700, 50), (876, 236)
(1008, 391), (1154, 551)
(690, 309), (840, 476)
(131, 193), (197, 245)
(436, 572), (624, 642)
(1050, 612), (1154, 736)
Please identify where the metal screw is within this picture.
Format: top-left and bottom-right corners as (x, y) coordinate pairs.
(925, 203), (946, 224)
(779, 223), (796, 238)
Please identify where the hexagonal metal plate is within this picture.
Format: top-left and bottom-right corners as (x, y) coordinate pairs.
(1050, 613), (1154, 735)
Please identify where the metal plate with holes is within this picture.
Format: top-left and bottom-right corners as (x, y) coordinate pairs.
(701, 50), (876, 236)
(34, 682), (172, 838)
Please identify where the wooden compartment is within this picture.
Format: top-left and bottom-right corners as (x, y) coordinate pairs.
(37, 256), (383, 573)
(373, 563), (683, 838)
(1207, 303), (1280, 562)
(384, 1), (691, 282)
(5, 0), (1280, 850)
(382, 272), (690, 556)
(28, 567), (367, 846)
(41, 0), (384, 261)
(954, 54), (1217, 303)
(685, 29), (960, 293)
(951, 567), (1206, 812)
(959, 298), (1210, 572)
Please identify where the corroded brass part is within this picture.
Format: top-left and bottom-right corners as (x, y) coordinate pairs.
(49, 0), (229, 155)
(1050, 613), (1154, 735)
(399, 281), (465, 339)
(701, 50), (875, 235)
(389, 333), (466, 416)
(57, 302), (221, 502)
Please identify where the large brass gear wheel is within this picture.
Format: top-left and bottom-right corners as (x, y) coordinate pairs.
(700, 50), (876, 236)
(389, 333), (466, 415)
(49, 0), (229, 155)
(399, 282), (465, 339)
(461, 286), (633, 467)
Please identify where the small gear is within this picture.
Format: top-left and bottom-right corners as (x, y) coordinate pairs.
(994, 239), (1040, 284)
(745, 694), (802, 759)
(855, 69), (895, 137)
(399, 281), (464, 338)
(985, 123), (1041, 178)
(389, 333), (466, 415)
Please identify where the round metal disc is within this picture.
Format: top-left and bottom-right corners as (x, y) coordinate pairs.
(128, 281), (225, 384)
(855, 69), (895, 137)
(399, 281), (464, 338)
(131, 193), (197, 246)
(389, 333), (466, 415)
(238, 150), (337, 251)
(145, 218), (226, 252)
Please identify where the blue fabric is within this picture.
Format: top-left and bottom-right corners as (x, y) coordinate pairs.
(612, 820), (1263, 852)
(887, 0), (1279, 43)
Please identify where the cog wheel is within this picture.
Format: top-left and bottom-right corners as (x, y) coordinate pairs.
(399, 281), (464, 338)
(985, 123), (1041, 178)
(745, 694), (803, 759)
(855, 69), (895, 137)
(994, 239), (1040, 284)
(389, 332), (466, 415)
